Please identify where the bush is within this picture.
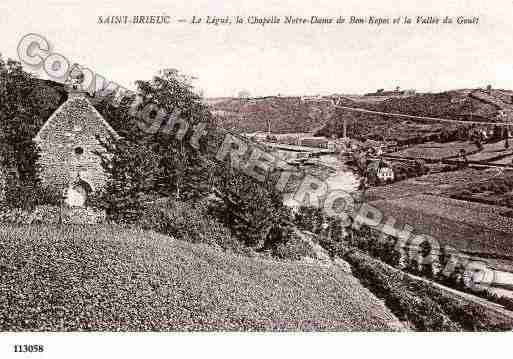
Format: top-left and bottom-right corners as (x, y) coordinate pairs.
(210, 166), (293, 250)
(318, 232), (352, 258)
(274, 235), (316, 261)
(136, 199), (248, 255)
(94, 139), (162, 224)
(294, 206), (324, 233)
(31, 205), (62, 224)
(0, 207), (33, 224)
(4, 181), (40, 210)
(391, 160), (428, 182)
(35, 186), (63, 206)
(489, 293), (513, 312)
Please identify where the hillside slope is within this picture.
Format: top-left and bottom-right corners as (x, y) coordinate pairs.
(211, 97), (336, 134)
(316, 90), (513, 141)
(210, 89), (512, 138)
(0, 224), (403, 331)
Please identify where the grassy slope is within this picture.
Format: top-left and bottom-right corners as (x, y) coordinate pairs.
(371, 196), (513, 257)
(366, 168), (503, 201)
(366, 168), (513, 257)
(389, 141), (479, 161)
(0, 224), (403, 331)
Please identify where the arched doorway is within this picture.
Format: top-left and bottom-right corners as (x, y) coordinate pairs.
(65, 179), (92, 207)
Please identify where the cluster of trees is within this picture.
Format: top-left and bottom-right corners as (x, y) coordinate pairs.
(295, 205), (483, 291)
(93, 69), (294, 251)
(0, 56), (65, 209)
(391, 160), (429, 182)
(299, 206), (513, 312)
(0, 56), (294, 252)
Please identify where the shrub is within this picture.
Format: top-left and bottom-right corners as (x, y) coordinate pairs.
(35, 186), (63, 206)
(414, 160), (429, 175)
(31, 205), (62, 224)
(0, 207), (33, 224)
(94, 139), (162, 224)
(320, 236), (352, 258)
(274, 235), (316, 261)
(4, 181), (40, 210)
(210, 166), (293, 250)
(294, 206), (324, 233)
(488, 293), (513, 312)
(379, 235), (405, 267)
(136, 199), (247, 255)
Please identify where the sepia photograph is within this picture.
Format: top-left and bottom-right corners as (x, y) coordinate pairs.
(1, 0), (513, 357)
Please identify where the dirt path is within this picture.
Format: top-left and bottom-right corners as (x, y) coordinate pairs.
(380, 154), (513, 169)
(404, 270), (513, 321)
(367, 255), (513, 320)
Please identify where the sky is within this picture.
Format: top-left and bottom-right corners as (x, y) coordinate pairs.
(1, 0), (513, 97)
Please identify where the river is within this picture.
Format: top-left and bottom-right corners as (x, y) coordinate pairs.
(283, 154), (361, 209)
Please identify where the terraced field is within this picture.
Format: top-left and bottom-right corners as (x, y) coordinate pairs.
(371, 195), (513, 257)
(389, 141), (479, 161)
(492, 155), (513, 165)
(466, 140), (513, 163)
(366, 168), (505, 201)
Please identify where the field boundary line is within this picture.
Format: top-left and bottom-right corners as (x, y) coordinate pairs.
(336, 105), (513, 126)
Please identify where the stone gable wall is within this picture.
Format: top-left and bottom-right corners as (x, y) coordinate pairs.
(36, 96), (114, 193)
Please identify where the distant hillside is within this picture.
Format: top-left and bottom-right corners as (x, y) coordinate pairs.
(209, 89), (513, 137)
(316, 89), (513, 141)
(210, 96), (337, 134)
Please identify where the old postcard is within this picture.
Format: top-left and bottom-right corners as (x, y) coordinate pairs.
(0, 0), (512, 357)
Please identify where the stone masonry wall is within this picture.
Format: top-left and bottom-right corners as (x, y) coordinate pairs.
(35, 94), (114, 194)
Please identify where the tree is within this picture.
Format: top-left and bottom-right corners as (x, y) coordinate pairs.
(109, 69), (214, 201)
(295, 206), (324, 233)
(96, 68), (295, 249)
(209, 161), (293, 249)
(93, 138), (161, 223)
(0, 56), (64, 208)
(93, 92), (141, 140)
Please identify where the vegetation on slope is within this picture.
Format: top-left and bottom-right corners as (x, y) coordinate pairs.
(210, 90), (507, 144)
(0, 224), (403, 331)
(211, 96), (336, 134)
(0, 57), (66, 209)
(91, 70), (298, 254)
(295, 206), (513, 331)
(342, 250), (513, 331)
(315, 91), (508, 142)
